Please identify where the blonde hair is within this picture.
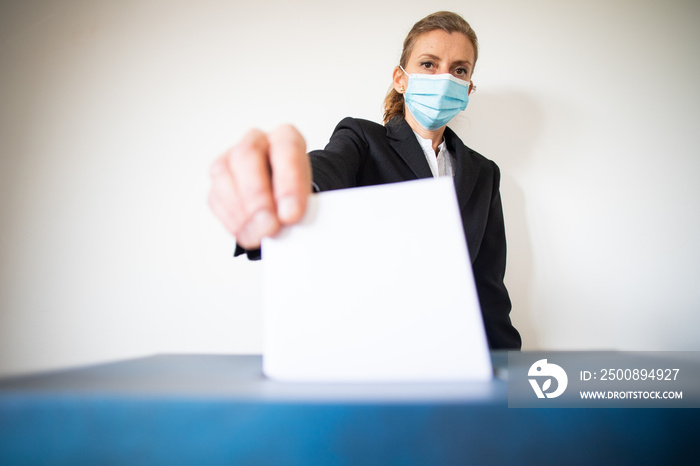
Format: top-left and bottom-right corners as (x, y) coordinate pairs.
(382, 11), (479, 124)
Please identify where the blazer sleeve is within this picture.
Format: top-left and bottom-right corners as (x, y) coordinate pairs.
(473, 162), (522, 349)
(308, 117), (369, 191)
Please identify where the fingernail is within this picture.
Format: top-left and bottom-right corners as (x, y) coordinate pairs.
(277, 196), (299, 222)
(249, 209), (277, 238)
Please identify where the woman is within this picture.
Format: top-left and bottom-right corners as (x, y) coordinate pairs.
(208, 11), (521, 350)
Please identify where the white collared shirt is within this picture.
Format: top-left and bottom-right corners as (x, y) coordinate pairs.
(412, 130), (454, 178)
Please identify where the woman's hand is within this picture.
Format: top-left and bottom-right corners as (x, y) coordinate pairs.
(208, 124), (312, 249)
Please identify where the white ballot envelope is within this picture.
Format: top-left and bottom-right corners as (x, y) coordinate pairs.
(261, 177), (492, 382)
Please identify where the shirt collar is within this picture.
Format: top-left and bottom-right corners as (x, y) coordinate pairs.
(412, 130), (446, 157)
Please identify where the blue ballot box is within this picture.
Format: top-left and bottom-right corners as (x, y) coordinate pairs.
(1, 352), (699, 465)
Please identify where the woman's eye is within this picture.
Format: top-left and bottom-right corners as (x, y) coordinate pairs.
(454, 67), (468, 76)
(420, 61), (434, 70)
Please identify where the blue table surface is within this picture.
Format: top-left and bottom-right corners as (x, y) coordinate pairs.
(0, 352), (512, 403)
(1, 352), (699, 465)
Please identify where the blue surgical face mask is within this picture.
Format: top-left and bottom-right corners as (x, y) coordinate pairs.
(400, 66), (470, 131)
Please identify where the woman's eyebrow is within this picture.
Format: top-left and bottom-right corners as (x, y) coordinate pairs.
(451, 59), (473, 67)
(416, 54), (472, 67)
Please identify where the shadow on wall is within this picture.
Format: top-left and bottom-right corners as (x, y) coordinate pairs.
(451, 91), (544, 349)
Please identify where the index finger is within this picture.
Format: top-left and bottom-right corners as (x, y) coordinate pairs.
(267, 124), (312, 225)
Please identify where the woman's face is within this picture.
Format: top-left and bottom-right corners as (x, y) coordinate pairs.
(394, 29), (476, 91)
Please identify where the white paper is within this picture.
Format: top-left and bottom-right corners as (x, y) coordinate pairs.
(262, 177), (492, 382)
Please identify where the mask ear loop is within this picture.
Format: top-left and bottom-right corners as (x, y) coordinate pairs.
(397, 65), (409, 94)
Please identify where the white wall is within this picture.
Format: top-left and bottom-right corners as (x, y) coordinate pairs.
(1, 0), (699, 375)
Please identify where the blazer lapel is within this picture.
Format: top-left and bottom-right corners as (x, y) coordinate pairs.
(445, 126), (482, 208)
(384, 119), (482, 211)
(386, 118), (434, 179)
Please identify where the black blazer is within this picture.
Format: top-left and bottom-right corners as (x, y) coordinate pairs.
(309, 116), (522, 350)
